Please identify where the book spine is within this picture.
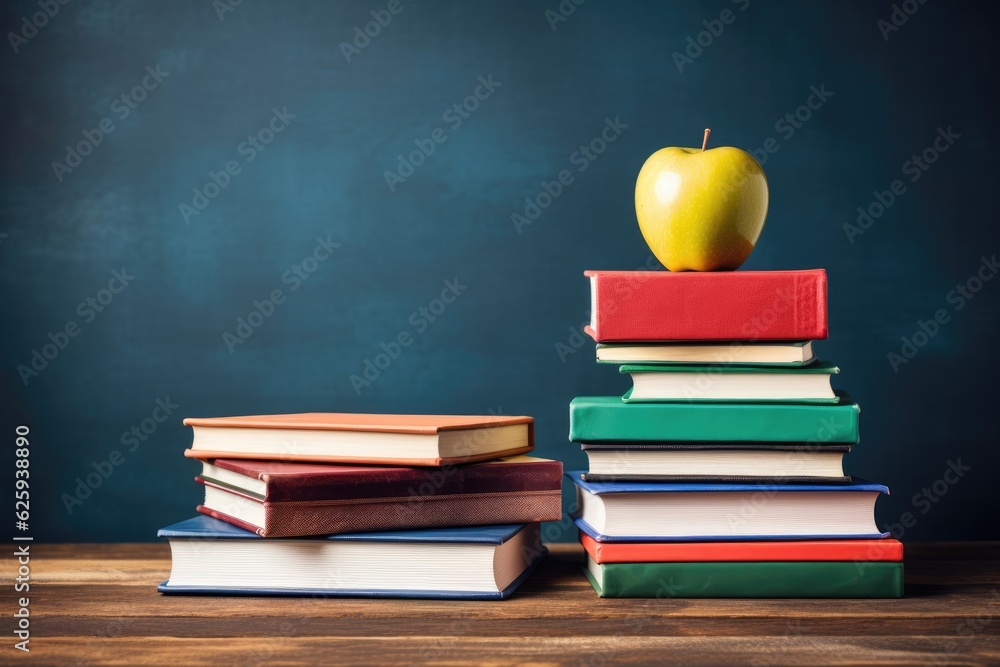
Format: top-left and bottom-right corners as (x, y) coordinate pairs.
(599, 561), (903, 598)
(196, 506), (264, 536)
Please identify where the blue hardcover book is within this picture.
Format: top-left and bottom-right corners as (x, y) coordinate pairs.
(567, 472), (890, 542)
(157, 515), (545, 599)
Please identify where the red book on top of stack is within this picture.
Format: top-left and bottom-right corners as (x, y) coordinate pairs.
(584, 269), (828, 342)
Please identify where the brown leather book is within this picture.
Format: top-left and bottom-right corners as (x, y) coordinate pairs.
(194, 455), (563, 537)
(182, 412), (534, 466)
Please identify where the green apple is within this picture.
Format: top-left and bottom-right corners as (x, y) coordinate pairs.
(634, 129), (768, 271)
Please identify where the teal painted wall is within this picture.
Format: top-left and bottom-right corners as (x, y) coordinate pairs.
(2, 0), (997, 540)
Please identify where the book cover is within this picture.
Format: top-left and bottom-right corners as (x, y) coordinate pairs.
(568, 472), (888, 496)
(157, 514), (526, 543)
(581, 533), (904, 563)
(183, 412), (535, 466)
(569, 394), (860, 443)
(584, 269), (827, 342)
(585, 561), (903, 598)
(581, 474), (851, 483)
(195, 455), (563, 537)
(579, 443), (852, 451)
(574, 517), (890, 543)
(183, 412), (534, 435)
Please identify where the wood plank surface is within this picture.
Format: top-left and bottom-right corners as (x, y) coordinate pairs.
(2, 542), (999, 666)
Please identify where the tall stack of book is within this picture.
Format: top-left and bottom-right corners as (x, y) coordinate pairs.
(157, 412), (563, 599)
(568, 269), (903, 598)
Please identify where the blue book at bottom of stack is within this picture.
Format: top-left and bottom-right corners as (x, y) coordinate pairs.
(158, 516), (545, 600)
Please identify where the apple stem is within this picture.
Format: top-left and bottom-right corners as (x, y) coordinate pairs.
(701, 128), (711, 152)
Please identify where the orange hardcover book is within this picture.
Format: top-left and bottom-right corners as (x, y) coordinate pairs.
(182, 413), (534, 466)
(581, 533), (904, 563)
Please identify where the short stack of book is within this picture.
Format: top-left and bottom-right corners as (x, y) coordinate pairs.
(568, 269), (903, 598)
(157, 412), (563, 599)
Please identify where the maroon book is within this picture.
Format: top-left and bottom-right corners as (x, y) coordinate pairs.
(194, 455), (563, 537)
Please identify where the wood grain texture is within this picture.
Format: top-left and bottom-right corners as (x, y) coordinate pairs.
(3, 542), (999, 666)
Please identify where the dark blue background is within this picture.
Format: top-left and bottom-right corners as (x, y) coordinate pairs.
(2, 1), (997, 541)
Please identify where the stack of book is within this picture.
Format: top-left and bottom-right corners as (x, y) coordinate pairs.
(157, 412), (563, 599)
(568, 269), (903, 598)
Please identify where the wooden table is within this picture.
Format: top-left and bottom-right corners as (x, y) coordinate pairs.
(7, 542), (999, 665)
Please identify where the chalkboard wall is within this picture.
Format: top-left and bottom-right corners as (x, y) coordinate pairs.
(2, 0), (997, 541)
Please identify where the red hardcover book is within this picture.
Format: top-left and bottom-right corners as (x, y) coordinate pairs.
(194, 455), (563, 537)
(584, 269), (828, 342)
(581, 533), (903, 563)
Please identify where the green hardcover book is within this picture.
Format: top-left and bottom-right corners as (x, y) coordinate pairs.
(620, 361), (840, 403)
(585, 559), (903, 598)
(569, 393), (860, 443)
